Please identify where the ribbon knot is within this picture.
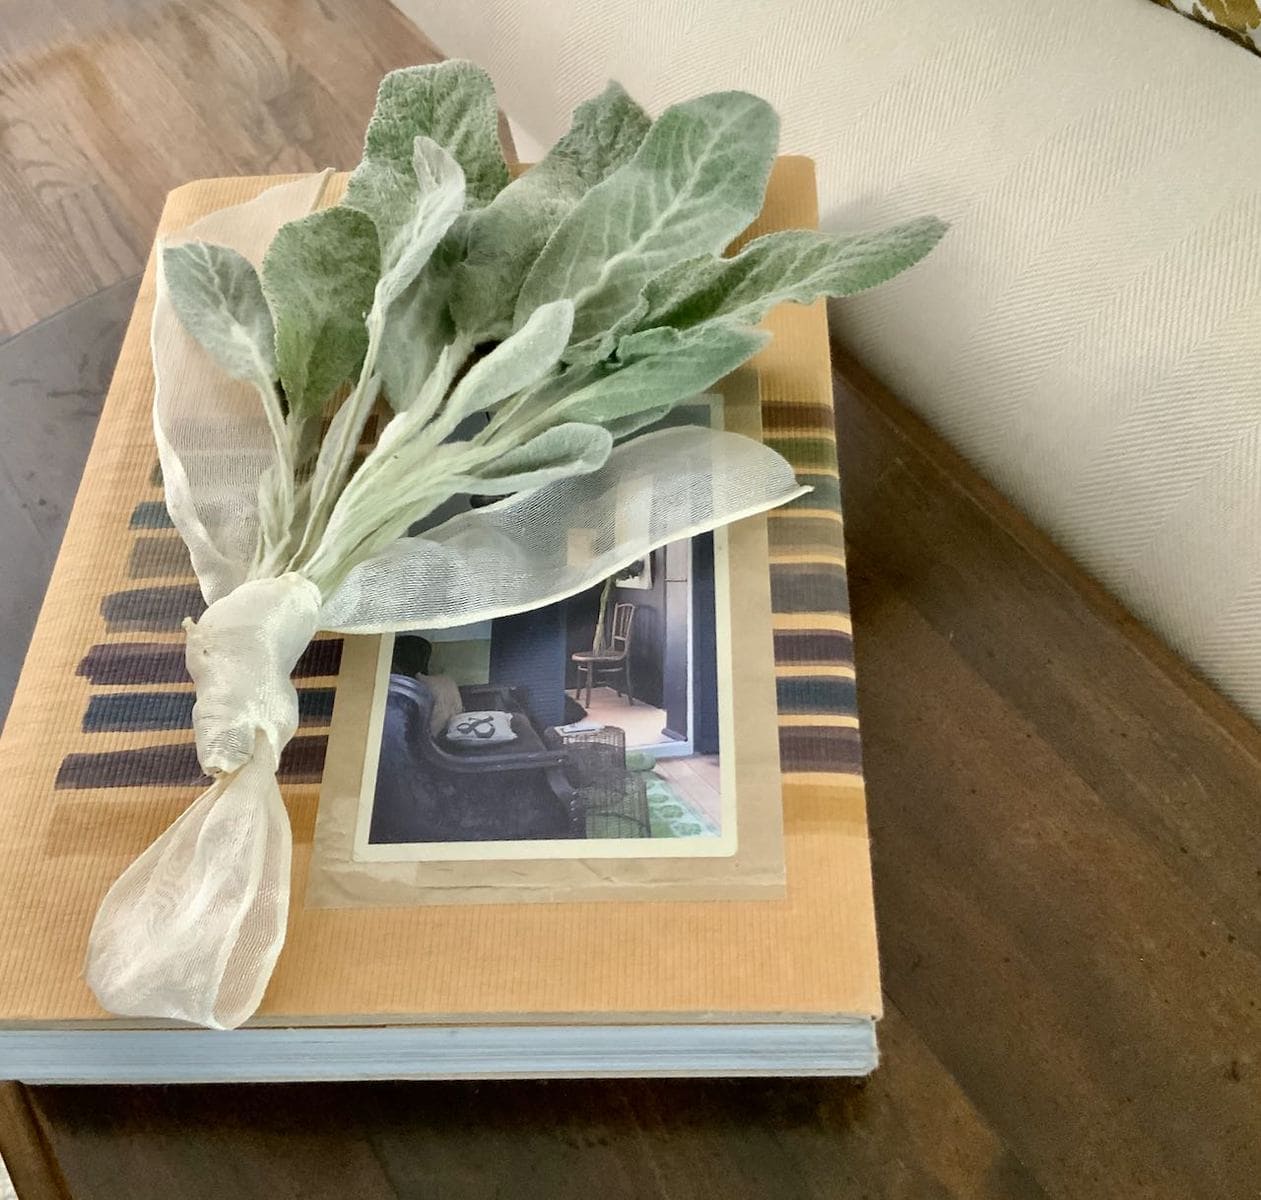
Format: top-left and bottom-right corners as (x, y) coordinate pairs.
(184, 574), (323, 774)
(84, 574), (322, 1029)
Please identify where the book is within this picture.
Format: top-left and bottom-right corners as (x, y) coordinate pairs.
(0, 158), (880, 1081)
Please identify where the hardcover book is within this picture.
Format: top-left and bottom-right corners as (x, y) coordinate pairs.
(0, 158), (881, 1081)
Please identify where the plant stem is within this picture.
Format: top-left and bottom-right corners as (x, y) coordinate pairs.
(296, 332), (476, 587)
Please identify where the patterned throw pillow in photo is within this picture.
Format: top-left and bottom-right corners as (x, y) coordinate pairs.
(445, 711), (518, 746)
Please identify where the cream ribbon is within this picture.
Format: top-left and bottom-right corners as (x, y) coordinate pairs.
(84, 174), (806, 1028)
(86, 576), (320, 1029)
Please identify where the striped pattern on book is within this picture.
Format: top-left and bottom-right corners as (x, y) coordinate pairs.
(58, 425), (859, 793)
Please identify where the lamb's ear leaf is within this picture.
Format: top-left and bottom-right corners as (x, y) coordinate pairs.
(442, 300), (574, 427)
(261, 206), (381, 416)
(374, 229), (463, 414)
(347, 61), (508, 216)
(346, 136), (466, 310)
(450, 81), (651, 341)
(521, 320), (768, 430)
(461, 423), (613, 495)
(162, 241), (276, 389)
(560, 297), (649, 366)
(542, 81), (652, 187)
(637, 218), (948, 331)
(513, 92), (778, 345)
(601, 402), (674, 442)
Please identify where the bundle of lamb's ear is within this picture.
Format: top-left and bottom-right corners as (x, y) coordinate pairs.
(85, 62), (946, 1030)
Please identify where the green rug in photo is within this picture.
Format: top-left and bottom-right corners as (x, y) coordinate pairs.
(644, 776), (718, 838)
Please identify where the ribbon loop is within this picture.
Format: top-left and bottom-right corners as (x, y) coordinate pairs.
(85, 739), (293, 1029)
(85, 574), (320, 1028)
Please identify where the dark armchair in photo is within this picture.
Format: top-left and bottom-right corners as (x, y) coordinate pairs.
(370, 674), (582, 844)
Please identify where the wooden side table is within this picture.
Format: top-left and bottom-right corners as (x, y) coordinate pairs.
(1, 331), (1258, 1197)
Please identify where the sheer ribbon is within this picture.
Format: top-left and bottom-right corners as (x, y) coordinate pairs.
(85, 176), (806, 1029)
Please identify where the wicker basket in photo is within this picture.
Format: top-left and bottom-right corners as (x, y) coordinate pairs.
(578, 772), (651, 839)
(544, 724), (627, 789)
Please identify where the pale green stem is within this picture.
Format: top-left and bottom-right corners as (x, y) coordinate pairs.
(474, 381), (544, 445)
(247, 377), (299, 578)
(285, 366), (382, 572)
(297, 333), (474, 584)
(301, 426), (512, 594)
(288, 301), (477, 575)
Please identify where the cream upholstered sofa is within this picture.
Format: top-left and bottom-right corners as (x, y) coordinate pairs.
(391, 0), (1261, 722)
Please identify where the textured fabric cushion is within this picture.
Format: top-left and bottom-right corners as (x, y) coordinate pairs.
(446, 711), (518, 746)
(392, 0), (1261, 722)
(1153, 0), (1260, 51)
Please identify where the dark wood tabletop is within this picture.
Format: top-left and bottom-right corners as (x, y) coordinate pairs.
(1, 3), (1258, 1197)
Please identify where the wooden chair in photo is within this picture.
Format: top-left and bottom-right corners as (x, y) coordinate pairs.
(572, 602), (637, 707)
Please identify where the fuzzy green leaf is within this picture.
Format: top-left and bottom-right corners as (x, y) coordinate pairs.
(375, 221), (468, 413)
(560, 297), (648, 367)
(450, 82), (651, 341)
(601, 402), (674, 442)
(347, 61), (508, 218)
(466, 423), (613, 494)
(162, 241), (276, 388)
(443, 299), (574, 427)
(351, 136), (465, 311)
(521, 320), (767, 431)
(369, 300), (573, 471)
(637, 218), (948, 331)
(514, 92), (778, 345)
(261, 206), (381, 416)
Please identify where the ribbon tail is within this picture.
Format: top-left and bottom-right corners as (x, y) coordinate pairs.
(85, 735), (292, 1030)
(319, 424), (809, 633)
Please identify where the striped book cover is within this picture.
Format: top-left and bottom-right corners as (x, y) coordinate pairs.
(0, 159), (879, 1032)
(62, 409), (857, 787)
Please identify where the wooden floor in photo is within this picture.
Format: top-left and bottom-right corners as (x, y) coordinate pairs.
(576, 686), (673, 747)
(0, 1), (1258, 1197)
(654, 755), (723, 829)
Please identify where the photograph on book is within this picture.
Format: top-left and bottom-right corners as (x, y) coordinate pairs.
(353, 529), (739, 862)
(307, 381), (787, 902)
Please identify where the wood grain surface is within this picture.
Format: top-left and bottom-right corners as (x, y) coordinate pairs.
(0, 0), (438, 338)
(0, 1), (1258, 1197)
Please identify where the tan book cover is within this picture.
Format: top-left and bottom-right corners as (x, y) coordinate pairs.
(0, 158), (879, 1037)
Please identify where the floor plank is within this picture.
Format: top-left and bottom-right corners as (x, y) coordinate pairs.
(580, 685), (672, 747)
(0, 0), (439, 337)
(0, 1084), (68, 1200)
(655, 755), (723, 827)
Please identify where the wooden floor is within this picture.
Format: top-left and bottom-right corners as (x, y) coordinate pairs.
(0, 0), (440, 338)
(580, 687), (671, 748)
(1, 2), (1259, 1198)
(654, 754), (723, 829)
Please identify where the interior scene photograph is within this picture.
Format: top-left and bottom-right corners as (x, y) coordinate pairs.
(0, 0), (1257, 1198)
(370, 536), (723, 844)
